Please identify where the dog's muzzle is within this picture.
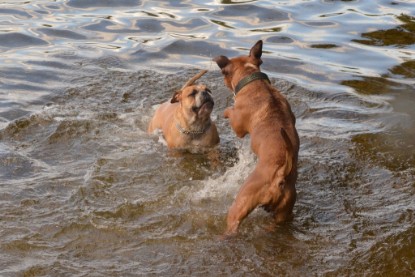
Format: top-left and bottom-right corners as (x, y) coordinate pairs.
(193, 90), (214, 113)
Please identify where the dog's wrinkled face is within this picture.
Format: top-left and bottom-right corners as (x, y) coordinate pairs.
(214, 40), (263, 92)
(171, 84), (214, 120)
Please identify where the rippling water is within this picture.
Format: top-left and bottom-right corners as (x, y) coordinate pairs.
(1, 0), (414, 276)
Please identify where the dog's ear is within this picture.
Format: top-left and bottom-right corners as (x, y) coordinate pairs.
(249, 40), (263, 61)
(213, 55), (230, 69)
(170, 90), (182, 103)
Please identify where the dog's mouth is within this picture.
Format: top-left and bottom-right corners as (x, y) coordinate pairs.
(192, 99), (214, 114)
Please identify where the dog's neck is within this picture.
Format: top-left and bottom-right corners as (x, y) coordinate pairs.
(175, 120), (211, 137)
(233, 72), (270, 96)
(174, 112), (211, 137)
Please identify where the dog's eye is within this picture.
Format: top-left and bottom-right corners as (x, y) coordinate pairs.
(189, 89), (197, 97)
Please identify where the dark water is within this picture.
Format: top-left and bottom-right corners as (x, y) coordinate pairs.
(1, 0), (414, 276)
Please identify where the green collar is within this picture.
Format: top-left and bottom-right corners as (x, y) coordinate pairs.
(234, 72), (270, 96)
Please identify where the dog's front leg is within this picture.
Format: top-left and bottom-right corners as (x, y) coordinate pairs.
(224, 107), (248, 138)
(224, 106), (233, 119)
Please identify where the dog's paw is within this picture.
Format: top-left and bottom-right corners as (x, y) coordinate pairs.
(223, 107), (233, 118)
(262, 223), (276, 233)
(217, 230), (238, 241)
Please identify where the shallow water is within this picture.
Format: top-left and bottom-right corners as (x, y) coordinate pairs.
(1, 0), (414, 276)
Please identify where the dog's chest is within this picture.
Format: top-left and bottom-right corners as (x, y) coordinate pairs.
(188, 134), (208, 146)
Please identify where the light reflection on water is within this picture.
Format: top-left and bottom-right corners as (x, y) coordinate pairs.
(0, 0), (414, 276)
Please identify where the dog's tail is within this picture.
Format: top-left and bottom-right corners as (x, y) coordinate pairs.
(181, 70), (208, 90)
(275, 127), (294, 180)
(263, 127), (294, 212)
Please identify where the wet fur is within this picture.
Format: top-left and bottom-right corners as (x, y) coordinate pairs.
(214, 40), (299, 236)
(148, 84), (219, 149)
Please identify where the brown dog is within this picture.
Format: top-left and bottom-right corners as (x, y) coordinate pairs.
(214, 40), (299, 236)
(148, 70), (219, 149)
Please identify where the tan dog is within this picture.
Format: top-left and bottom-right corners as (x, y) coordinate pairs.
(214, 40), (299, 236)
(148, 70), (219, 149)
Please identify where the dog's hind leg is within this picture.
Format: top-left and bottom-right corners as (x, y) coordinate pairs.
(273, 185), (296, 224)
(224, 167), (270, 236)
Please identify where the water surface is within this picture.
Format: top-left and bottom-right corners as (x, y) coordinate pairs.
(0, 0), (414, 276)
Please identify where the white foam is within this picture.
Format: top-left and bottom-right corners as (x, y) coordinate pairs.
(193, 138), (256, 201)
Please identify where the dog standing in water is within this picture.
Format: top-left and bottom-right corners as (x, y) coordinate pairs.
(148, 70), (219, 149)
(214, 41), (299, 236)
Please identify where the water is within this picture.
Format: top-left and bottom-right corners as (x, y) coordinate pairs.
(1, 0), (414, 276)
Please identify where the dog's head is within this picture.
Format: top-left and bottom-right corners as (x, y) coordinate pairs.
(170, 84), (214, 121)
(214, 40), (263, 92)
